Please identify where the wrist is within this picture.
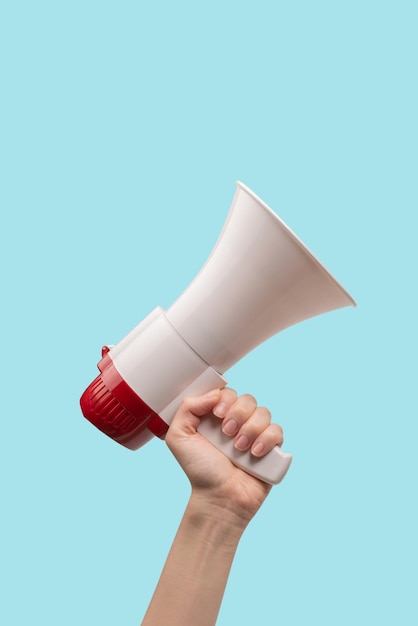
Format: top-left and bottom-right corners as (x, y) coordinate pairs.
(185, 491), (250, 547)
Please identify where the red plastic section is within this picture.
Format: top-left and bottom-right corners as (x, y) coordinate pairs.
(147, 414), (171, 439)
(80, 357), (169, 450)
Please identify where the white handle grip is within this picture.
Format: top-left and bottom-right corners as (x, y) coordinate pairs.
(156, 364), (291, 486)
(197, 414), (292, 485)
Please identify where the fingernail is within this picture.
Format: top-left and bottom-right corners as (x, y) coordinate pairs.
(251, 442), (265, 456)
(235, 435), (249, 450)
(213, 401), (227, 417)
(222, 419), (238, 435)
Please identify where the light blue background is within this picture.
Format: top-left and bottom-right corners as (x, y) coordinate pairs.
(1, 1), (417, 624)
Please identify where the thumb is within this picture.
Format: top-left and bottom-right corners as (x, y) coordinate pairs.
(169, 389), (222, 436)
(182, 388), (222, 418)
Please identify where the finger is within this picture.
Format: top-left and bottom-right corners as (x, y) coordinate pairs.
(250, 423), (284, 457)
(220, 393), (258, 437)
(232, 405), (272, 451)
(211, 387), (238, 419)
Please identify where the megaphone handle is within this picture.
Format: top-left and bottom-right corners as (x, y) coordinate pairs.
(197, 414), (292, 485)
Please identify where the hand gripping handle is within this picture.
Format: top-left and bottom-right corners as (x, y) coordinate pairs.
(197, 413), (292, 485)
(158, 366), (292, 486)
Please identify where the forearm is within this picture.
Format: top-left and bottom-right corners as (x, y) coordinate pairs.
(141, 493), (248, 626)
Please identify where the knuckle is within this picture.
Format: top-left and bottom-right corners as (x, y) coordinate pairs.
(271, 423), (284, 445)
(257, 406), (272, 422)
(178, 396), (192, 412)
(219, 387), (237, 404)
(242, 393), (257, 406)
(228, 393), (257, 420)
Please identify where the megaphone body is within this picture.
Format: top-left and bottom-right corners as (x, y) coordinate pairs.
(80, 182), (355, 484)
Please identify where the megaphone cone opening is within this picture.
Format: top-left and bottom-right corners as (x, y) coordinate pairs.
(236, 181), (356, 309)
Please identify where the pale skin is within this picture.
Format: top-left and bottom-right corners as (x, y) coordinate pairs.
(141, 387), (284, 626)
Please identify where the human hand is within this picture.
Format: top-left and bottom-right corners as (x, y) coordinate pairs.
(165, 388), (284, 524)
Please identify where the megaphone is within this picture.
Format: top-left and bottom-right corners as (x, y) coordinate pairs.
(80, 182), (355, 485)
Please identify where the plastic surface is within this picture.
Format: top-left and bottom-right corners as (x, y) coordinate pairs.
(166, 181), (356, 372)
(108, 309), (227, 418)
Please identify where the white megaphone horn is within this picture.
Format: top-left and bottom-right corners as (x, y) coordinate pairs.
(80, 182), (356, 485)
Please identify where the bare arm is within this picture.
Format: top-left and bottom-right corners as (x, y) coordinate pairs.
(141, 388), (283, 626)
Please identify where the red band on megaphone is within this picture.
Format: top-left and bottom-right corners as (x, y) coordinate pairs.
(81, 355), (169, 450)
